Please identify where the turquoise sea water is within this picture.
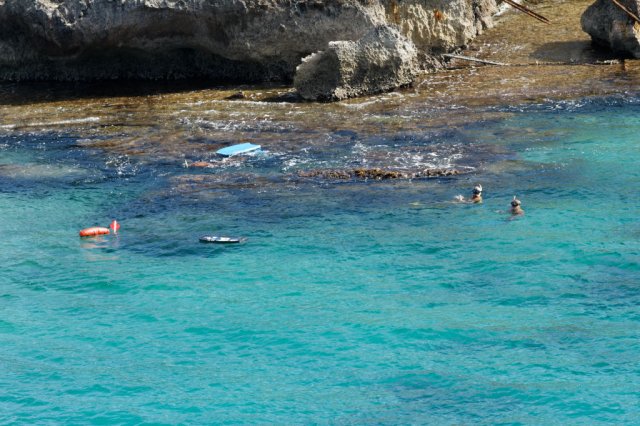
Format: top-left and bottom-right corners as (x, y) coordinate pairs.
(1, 95), (640, 424)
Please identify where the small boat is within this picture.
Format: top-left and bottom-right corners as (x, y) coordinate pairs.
(216, 143), (261, 157)
(199, 235), (247, 244)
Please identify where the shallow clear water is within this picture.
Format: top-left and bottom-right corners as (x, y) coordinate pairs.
(1, 95), (640, 424)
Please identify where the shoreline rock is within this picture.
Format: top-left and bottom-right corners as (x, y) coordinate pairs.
(294, 25), (418, 101)
(0, 0), (497, 87)
(581, 0), (640, 58)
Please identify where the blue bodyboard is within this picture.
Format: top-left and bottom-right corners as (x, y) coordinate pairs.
(216, 143), (261, 157)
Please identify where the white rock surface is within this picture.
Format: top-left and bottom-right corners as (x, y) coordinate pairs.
(294, 25), (418, 100)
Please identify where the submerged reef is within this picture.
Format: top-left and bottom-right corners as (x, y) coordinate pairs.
(298, 167), (461, 180)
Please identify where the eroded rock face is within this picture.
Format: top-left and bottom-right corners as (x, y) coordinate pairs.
(294, 25), (418, 100)
(581, 0), (640, 57)
(385, 0), (498, 54)
(0, 0), (386, 81)
(0, 0), (498, 82)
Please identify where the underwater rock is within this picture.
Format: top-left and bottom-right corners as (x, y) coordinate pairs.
(0, 163), (91, 181)
(353, 167), (405, 179)
(414, 168), (460, 178)
(225, 91), (247, 100)
(297, 167), (460, 180)
(0, 0), (497, 82)
(294, 25), (418, 101)
(298, 169), (355, 179)
(581, 0), (640, 57)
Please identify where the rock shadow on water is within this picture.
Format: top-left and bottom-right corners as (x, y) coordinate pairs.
(0, 80), (286, 106)
(0, 163), (100, 194)
(530, 41), (620, 64)
(261, 90), (303, 103)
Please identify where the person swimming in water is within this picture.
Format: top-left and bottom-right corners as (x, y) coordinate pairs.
(455, 184), (483, 203)
(470, 184), (483, 203)
(510, 196), (524, 216)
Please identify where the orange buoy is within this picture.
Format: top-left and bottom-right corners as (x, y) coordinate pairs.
(79, 227), (110, 237)
(190, 161), (211, 168)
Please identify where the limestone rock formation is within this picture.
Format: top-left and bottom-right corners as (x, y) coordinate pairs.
(581, 0), (640, 57)
(0, 0), (387, 81)
(0, 0), (498, 82)
(294, 25), (418, 100)
(387, 0), (498, 54)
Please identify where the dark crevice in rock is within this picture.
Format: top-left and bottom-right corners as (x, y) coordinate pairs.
(0, 47), (292, 82)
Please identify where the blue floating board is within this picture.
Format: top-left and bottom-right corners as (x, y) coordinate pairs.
(216, 143), (261, 157)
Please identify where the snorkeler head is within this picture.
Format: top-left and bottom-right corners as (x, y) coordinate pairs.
(472, 184), (483, 195)
(511, 196), (521, 207)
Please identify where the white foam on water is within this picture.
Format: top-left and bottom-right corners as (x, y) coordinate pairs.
(105, 154), (139, 177)
(391, 152), (440, 170)
(281, 156), (315, 172)
(340, 99), (380, 110)
(0, 117), (101, 130)
(212, 99), (292, 107)
(180, 116), (294, 133)
(351, 141), (370, 155)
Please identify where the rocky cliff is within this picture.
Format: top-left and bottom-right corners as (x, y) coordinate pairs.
(0, 0), (497, 82)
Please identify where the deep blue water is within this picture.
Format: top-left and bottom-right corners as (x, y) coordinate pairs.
(1, 97), (640, 424)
